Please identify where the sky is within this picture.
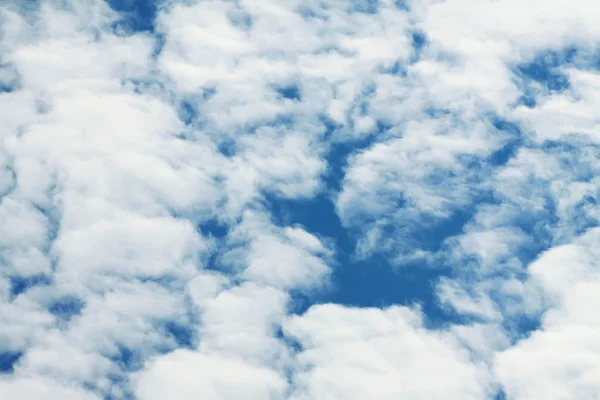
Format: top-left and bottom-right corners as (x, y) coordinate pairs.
(0, 0), (599, 399)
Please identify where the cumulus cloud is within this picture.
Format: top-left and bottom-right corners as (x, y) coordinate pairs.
(284, 304), (494, 400)
(495, 228), (600, 399)
(1, 0), (599, 398)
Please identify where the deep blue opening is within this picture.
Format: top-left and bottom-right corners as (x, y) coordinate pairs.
(48, 296), (85, 321)
(275, 327), (302, 354)
(197, 219), (229, 239)
(9, 275), (51, 298)
(110, 345), (140, 372)
(0, 351), (23, 373)
(516, 47), (577, 92)
(217, 140), (237, 157)
(276, 85), (302, 101)
(0, 83), (16, 93)
(411, 209), (472, 253)
(395, 0), (409, 10)
(107, 0), (158, 33)
(411, 31), (426, 61)
(164, 321), (194, 348)
(264, 192), (456, 327)
(178, 100), (198, 125)
(488, 117), (525, 166)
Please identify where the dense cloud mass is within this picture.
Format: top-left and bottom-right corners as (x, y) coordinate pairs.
(0, 0), (599, 399)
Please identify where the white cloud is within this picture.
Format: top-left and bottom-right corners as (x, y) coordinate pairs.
(495, 228), (600, 400)
(134, 350), (287, 400)
(221, 211), (333, 290)
(284, 303), (494, 400)
(0, 376), (101, 400)
(2, 0), (600, 398)
(336, 115), (506, 260)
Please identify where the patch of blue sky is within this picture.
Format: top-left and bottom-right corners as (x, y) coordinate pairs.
(0, 351), (22, 374)
(48, 296), (85, 322)
(264, 190), (459, 328)
(175, 89), (218, 132)
(516, 47), (577, 91)
(275, 85), (302, 101)
(494, 389), (508, 400)
(9, 274), (51, 299)
(488, 117), (525, 167)
(0, 81), (17, 93)
(542, 139), (600, 181)
(410, 31), (427, 62)
(107, 0), (158, 33)
(109, 345), (141, 372)
(513, 47), (578, 107)
(163, 321), (195, 349)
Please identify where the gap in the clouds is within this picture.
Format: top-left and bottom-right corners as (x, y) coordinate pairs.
(394, 0), (410, 11)
(508, 313), (542, 341)
(410, 31), (427, 62)
(571, 195), (599, 234)
(176, 90), (217, 128)
(197, 218), (230, 271)
(0, 351), (22, 373)
(322, 126), (381, 192)
(275, 85), (302, 101)
(0, 80), (18, 93)
(198, 218), (230, 239)
(107, 0), (158, 33)
(542, 139), (600, 181)
(163, 321), (195, 349)
(9, 274), (51, 299)
(488, 117), (524, 166)
(275, 327), (302, 354)
(265, 193), (456, 328)
(263, 124), (472, 326)
(178, 100), (199, 126)
(110, 345), (142, 372)
(48, 296), (85, 322)
(410, 209), (474, 253)
(515, 47), (578, 93)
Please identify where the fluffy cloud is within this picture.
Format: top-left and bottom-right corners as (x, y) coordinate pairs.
(495, 228), (600, 399)
(284, 304), (494, 399)
(1, 0), (599, 399)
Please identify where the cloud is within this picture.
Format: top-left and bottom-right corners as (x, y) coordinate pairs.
(1, 0), (600, 398)
(0, 376), (101, 400)
(283, 303), (494, 399)
(134, 350), (287, 400)
(495, 228), (600, 399)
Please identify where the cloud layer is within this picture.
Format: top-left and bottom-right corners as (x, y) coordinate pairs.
(0, 0), (599, 399)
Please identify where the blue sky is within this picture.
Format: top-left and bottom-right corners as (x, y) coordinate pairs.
(1, 0), (599, 399)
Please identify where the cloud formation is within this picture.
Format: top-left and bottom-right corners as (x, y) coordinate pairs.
(1, 0), (599, 399)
